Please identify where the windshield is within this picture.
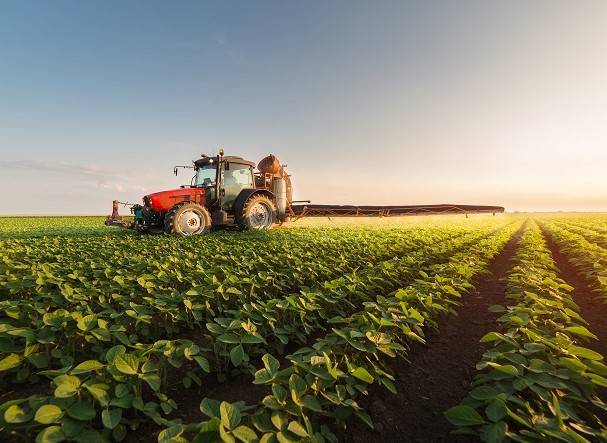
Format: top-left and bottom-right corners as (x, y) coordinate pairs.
(194, 164), (217, 187)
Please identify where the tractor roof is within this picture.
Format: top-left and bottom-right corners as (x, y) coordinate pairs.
(194, 155), (256, 169)
(224, 156), (256, 167)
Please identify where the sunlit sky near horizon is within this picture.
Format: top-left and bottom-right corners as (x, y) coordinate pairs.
(1, 1), (607, 214)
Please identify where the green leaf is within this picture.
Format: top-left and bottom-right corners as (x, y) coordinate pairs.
(444, 405), (485, 426)
(77, 314), (97, 332)
(192, 417), (221, 443)
(287, 421), (308, 437)
(114, 354), (139, 375)
(488, 305), (507, 313)
(262, 396), (281, 410)
(253, 368), (273, 385)
(271, 411), (287, 432)
(142, 373), (162, 391)
(4, 404), (34, 424)
(241, 334), (264, 344)
(251, 413), (274, 433)
(200, 398), (221, 418)
(35, 405), (63, 424)
(289, 374), (306, 399)
(232, 425), (258, 442)
(564, 326), (598, 340)
(132, 397), (144, 411)
(218, 333), (241, 344)
(485, 398), (507, 422)
(112, 424), (127, 442)
(110, 393), (134, 409)
(470, 386), (498, 401)
(105, 345), (126, 363)
(559, 357), (587, 373)
(0, 353), (22, 371)
(301, 395), (323, 413)
(71, 360), (104, 375)
(489, 363), (519, 376)
(355, 411), (374, 430)
(115, 383), (130, 397)
(61, 417), (88, 438)
(73, 429), (105, 443)
(54, 375), (81, 398)
(351, 367), (374, 384)
(35, 426), (66, 443)
(90, 328), (111, 342)
(587, 360), (607, 376)
(262, 354), (280, 373)
(206, 323), (225, 334)
(66, 402), (96, 421)
(479, 332), (503, 343)
(158, 425), (185, 442)
(272, 385), (288, 403)
(482, 421), (507, 443)
(220, 402), (241, 431)
(195, 356), (210, 373)
(101, 408), (122, 429)
(84, 383), (109, 406)
(230, 345), (245, 367)
(588, 373), (607, 388)
(568, 346), (603, 361)
(28, 353), (49, 369)
(523, 343), (546, 353)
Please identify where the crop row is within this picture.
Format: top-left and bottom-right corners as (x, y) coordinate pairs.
(537, 219), (607, 302)
(0, 219), (521, 442)
(446, 220), (607, 442)
(158, 220), (524, 442)
(0, 225), (491, 386)
(547, 219), (607, 251)
(0, 217), (121, 239)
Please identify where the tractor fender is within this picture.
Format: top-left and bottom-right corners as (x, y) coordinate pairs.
(233, 189), (275, 222)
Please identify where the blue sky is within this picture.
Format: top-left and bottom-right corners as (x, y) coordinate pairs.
(1, 1), (606, 214)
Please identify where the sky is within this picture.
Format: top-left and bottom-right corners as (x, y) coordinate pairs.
(1, 1), (606, 214)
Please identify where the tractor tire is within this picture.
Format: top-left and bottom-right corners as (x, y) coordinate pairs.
(239, 195), (277, 230)
(164, 202), (212, 236)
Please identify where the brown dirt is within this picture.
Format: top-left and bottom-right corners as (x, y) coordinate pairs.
(339, 226), (524, 443)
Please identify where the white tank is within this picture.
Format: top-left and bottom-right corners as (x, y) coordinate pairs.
(273, 178), (287, 217)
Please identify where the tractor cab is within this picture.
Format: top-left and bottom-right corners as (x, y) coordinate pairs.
(193, 155), (256, 211)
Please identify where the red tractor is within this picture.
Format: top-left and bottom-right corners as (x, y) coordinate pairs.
(106, 150), (506, 235)
(128, 150), (292, 236)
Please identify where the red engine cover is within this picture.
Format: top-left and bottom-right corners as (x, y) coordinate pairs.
(144, 188), (206, 212)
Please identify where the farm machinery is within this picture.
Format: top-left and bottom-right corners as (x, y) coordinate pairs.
(105, 150), (505, 236)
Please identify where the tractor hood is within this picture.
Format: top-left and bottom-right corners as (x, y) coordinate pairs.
(143, 188), (206, 213)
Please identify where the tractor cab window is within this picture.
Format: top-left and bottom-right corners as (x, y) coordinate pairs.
(221, 163), (254, 210)
(223, 163), (254, 188)
(195, 164), (217, 187)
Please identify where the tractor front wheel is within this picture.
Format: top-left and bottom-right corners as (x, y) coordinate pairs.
(239, 195), (277, 230)
(164, 202), (212, 236)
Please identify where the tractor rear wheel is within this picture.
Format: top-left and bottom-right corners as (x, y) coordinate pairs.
(164, 202), (212, 236)
(239, 195), (277, 230)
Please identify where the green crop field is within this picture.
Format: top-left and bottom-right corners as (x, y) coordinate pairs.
(1, 214), (606, 442)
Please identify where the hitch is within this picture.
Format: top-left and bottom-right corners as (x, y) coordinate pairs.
(104, 200), (133, 228)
